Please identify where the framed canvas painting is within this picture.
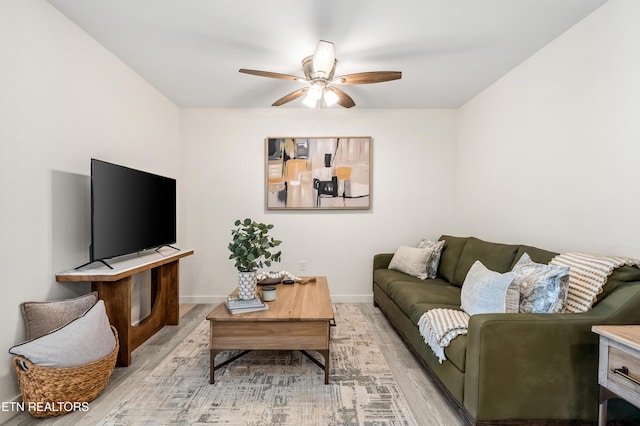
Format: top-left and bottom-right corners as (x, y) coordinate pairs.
(265, 137), (372, 210)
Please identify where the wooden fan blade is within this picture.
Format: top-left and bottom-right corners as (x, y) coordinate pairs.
(334, 71), (402, 85)
(327, 87), (356, 109)
(239, 69), (306, 82)
(272, 88), (309, 106)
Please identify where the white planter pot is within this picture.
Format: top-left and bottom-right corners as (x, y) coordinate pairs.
(238, 270), (258, 300)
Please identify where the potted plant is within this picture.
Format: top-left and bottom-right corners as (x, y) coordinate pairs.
(228, 218), (282, 299)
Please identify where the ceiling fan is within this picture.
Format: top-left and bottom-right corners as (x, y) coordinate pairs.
(239, 40), (402, 108)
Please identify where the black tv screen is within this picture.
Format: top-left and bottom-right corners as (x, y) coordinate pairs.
(91, 159), (177, 262)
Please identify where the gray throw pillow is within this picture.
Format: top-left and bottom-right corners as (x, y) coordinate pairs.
(512, 253), (570, 313)
(461, 261), (518, 315)
(417, 239), (445, 278)
(10, 300), (116, 367)
(20, 292), (99, 340)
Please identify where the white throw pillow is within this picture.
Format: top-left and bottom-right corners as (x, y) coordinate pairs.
(389, 245), (434, 280)
(461, 261), (519, 315)
(417, 239), (445, 278)
(10, 300), (116, 367)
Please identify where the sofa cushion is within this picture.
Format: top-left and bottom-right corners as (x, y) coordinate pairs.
(374, 269), (425, 293)
(444, 333), (467, 373)
(20, 291), (99, 340)
(388, 245), (434, 279)
(387, 281), (461, 319)
(596, 265), (640, 305)
(512, 253), (570, 313)
(437, 236), (469, 283)
(453, 237), (520, 287)
(10, 300), (116, 367)
(461, 261), (518, 315)
(411, 303), (467, 372)
(511, 245), (558, 269)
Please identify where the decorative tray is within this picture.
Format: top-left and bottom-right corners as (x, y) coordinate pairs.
(257, 277), (282, 285)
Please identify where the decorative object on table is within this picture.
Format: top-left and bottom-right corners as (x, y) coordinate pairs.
(228, 219), (282, 300)
(265, 137), (372, 210)
(224, 295), (269, 314)
(262, 286), (277, 302)
(256, 270), (300, 285)
(296, 277), (316, 285)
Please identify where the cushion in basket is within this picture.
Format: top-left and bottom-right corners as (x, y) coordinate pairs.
(10, 300), (115, 367)
(21, 291), (98, 340)
(417, 239), (445, 278)
(461, 261), (518, 315)
(388, 245), (434, 280)
(511, 253), (570, 313)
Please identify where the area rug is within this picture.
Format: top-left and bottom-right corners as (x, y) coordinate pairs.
(99, 304), (417, 425)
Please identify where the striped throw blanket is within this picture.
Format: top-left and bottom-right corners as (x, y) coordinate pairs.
(418, 308), (470, 363)
(550, 252), (640, 313)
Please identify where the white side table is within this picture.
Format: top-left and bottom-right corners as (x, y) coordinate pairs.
(592, 325), (640, 426)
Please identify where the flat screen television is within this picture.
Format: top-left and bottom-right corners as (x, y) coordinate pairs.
(88, 159), (177, 268)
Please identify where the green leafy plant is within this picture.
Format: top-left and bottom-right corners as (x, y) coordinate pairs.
(228, 218), (282, 272)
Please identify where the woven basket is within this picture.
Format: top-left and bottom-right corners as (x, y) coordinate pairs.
(12, 325), (119, 418)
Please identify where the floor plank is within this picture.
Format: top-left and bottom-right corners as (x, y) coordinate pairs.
(5, 304), (462, 425)
(359, 304), (462, 426)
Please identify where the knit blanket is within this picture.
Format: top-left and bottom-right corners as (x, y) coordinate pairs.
(550, 252), (640, 313)
(418, 308), (470, 363)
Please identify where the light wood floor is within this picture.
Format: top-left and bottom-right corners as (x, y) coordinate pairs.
(5, 304), (462, 426)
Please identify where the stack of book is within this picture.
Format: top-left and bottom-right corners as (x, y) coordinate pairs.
(225, 295), (269, 314)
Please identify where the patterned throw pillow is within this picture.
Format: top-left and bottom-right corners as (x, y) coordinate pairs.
(460, 261), (518, 315)
(417, 239), (445, 278)
(512, 253), (570, 313)
(389, 245), (435, 280)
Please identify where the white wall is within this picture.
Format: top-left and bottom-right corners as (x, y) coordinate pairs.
(0, 0), (180, 419)
(5, 0), (639, 421)
(179, 109), (457, 303)
(455, 0), (640, 258)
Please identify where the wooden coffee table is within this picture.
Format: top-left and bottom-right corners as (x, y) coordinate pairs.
(207, 276), (334, 384)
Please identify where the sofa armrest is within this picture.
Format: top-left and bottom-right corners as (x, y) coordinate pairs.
(373, 253), (394, 271)
(463, 281), (640, 422)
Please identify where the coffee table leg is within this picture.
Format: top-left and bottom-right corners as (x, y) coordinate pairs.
(210, 349), (216, 384)
(319, 349), (330, 384)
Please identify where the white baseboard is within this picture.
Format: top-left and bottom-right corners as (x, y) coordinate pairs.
(179, 296), (227, 305)
(179, 294), (373, 305)
(330, 294), (374, 304)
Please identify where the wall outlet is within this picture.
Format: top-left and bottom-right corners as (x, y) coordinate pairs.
(299, 260), (307, 272)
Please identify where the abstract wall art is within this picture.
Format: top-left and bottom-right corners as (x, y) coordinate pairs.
(265, 137), (372, 210)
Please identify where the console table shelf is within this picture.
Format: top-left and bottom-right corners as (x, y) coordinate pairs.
(56, 248), (194, 366)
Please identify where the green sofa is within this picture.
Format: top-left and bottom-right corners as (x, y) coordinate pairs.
(373, 235), (640, 425)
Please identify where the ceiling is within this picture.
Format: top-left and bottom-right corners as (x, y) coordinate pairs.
(47, 0), (608, 109)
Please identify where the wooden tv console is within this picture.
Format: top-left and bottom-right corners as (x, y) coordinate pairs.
(56, 247), (194, 366)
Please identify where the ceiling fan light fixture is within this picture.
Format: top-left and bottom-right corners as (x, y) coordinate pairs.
(239, 40), (402, 108)
(313, 40), (335, 78)
(302, 94), (317, 108)
(307, 83), (323, 101)
(323, 88), (339, 107)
